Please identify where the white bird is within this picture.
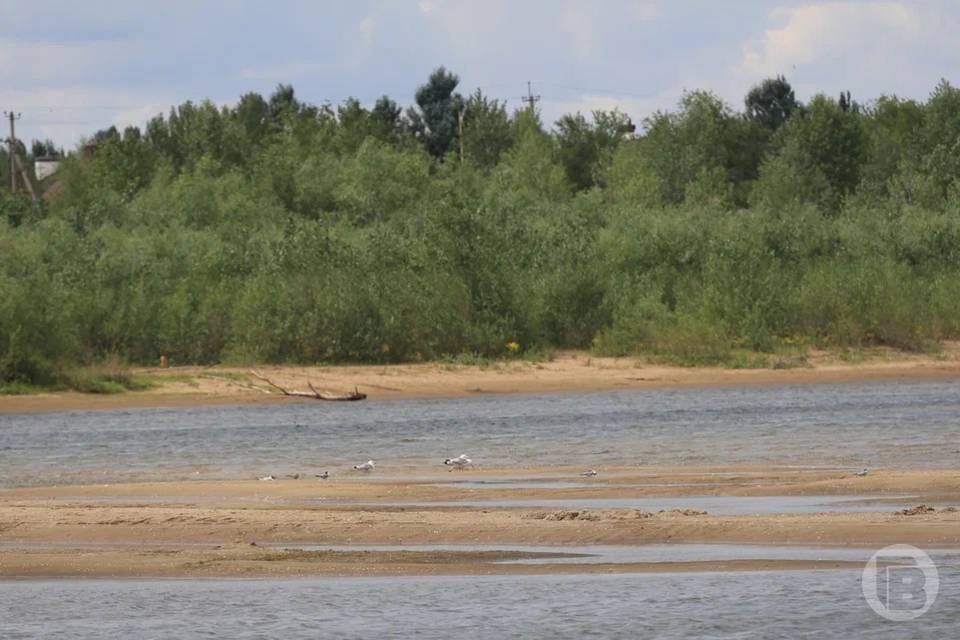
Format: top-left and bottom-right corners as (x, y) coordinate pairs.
(316, 471), (330, 480)
(353, 460), (375, 472)
(258, 475), (275, 481)
(580, 469), (599, 477)
(444, 454), (472, 470)
(855, 468), (868, 477)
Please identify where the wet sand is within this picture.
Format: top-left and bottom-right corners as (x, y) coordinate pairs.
(2, 467), (958, 578)
(3, 347), (960, 413)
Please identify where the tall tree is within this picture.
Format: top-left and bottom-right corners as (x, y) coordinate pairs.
(233, 92), (270, 143)
(406, 67), (464, 160)
(268, 84), (300, 122)
(462, 89), (512, 171)
(370, 95), (404, 141)
(640, 91), (747, 205)
(752, 94), (865, 211)
(745, 75), (800, 131)
(555, 110), (632, 191)
(30, 139), (61, 158)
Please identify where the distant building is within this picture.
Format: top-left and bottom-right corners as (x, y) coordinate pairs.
(34, 156), (61, 181)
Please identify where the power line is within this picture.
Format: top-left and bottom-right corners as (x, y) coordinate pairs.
(535, 82), (660, 100)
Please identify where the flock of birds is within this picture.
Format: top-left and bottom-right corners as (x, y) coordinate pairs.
(257, 454), (603, 481)
(257, 459), (868, 482)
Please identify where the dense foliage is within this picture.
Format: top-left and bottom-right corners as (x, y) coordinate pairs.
(3, 72), (960, 383)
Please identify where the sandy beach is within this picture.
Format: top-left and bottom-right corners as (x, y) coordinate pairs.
(2, 466), (958, 578)
(2, 346), (960, 414)
(3, 348), (959, 578)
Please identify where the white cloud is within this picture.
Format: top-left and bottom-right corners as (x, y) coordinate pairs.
(359, 16), (377, 45)
(417, 0), (439, 15)
(414, 0), (511, 55)
(739, 2), (922, 77)
(111, 102), (170, 131)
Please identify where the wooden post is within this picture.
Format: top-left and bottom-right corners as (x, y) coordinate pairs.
(12, 153), (37, 201)
(458, 110), (465, 164)
(5, 111), (16, 193)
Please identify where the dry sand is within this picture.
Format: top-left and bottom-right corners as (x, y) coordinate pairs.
(2, 467), (958, 578)
(3, 346), (960, 413)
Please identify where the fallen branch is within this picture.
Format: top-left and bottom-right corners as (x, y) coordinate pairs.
(249, 370), (367, 401)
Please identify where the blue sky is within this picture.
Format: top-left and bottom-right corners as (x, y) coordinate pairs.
(3, 1), (959, 148)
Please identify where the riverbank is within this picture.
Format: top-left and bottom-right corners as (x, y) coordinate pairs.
(3, 346), (959, 413)
(1, 466), (958, 578)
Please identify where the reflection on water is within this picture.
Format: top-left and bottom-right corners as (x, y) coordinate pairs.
(3, 568), (957, 639)
(2, 379), (959, 486)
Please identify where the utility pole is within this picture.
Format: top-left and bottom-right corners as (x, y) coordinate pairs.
(522, 81), (540, 113)
(457, 109), (465, 164)
(4, 111), (19, 193)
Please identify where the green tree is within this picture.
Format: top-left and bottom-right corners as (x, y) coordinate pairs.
(462, 89), (513, 171)
(30, 139), (61, 158)
(555, 109), (632, 191)
(370, 95), (404, 142)
(745, 75), (800, 131)
(406, 67), (464, 160)
(753, 94), (865, 212)
(639, 91), (748, 205)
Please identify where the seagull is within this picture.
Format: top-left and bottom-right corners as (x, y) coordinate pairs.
(444, 454), (472, 470)
(353, 460), (375, 472)
(258, 475), (275, 481)
(315, 471), (330, 480)
(580, 469), (599, 477)
(855, 468), (868, 477)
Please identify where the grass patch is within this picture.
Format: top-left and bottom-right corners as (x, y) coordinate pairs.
(439, 353), (500, 369)
(0, 381), (44, 395)
(65, 362), (158, 394)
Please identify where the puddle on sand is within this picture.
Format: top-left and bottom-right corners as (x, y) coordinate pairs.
(308, 494), (948, 515)
(271, 543), (960, 566)
(427, 480), (761, 490)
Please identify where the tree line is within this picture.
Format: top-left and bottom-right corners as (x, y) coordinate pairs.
(2, 69), (960, 386)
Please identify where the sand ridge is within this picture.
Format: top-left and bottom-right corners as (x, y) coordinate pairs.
(1, 467), (958, 578)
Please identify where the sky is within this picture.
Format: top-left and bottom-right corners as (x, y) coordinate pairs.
(3, 0), (959, 149)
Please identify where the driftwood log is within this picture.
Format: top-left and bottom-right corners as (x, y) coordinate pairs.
(249, 370), (367, 401)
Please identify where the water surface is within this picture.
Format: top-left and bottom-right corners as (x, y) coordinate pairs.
(3, 568), (957, 639)
(2, 379), (958, 486)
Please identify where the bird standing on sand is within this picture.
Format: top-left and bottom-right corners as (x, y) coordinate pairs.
(581, 469), (599, 477)
(444, 454), (472, 470)
(855, 468), (868, 477)
(316, 471), (330, 480)
(258, 475), (275, 481)
(353, 460), (375, 472)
